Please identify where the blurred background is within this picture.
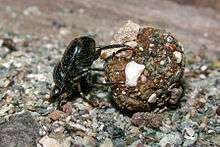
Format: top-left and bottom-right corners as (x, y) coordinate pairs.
(0, 0), (220, 57)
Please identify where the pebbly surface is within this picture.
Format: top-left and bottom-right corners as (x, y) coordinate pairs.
(0, 0), (220, 147)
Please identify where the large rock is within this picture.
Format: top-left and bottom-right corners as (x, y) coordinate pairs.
(0, 112), (39, 147)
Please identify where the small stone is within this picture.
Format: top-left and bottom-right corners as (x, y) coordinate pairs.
(216, 105), (220, 116)
(131, 112), (145, 126)
(160, 60), (165, 65)
(83, 136), (97, 147)
(2, 38), (16, 51)
(48, 110), (64, 121)
(62, 102), (73, 115)
(23, 6), (41, 16)
(173, 51), (182, 63)
(131, 112), (162, 128)
(39, 128), (47, 136)
(68, 122), (88, 132)
(211, 135), (220, 145)
(125, 41), (138, 48)
(144, 113), (162, 128)
(39, 136), (60, 147)
(169, 87), (183, 105)
(60, 137), (72, 147)
(100, 138), (113, 147)
(214, 126), (220, 134)
(184, 128), (195, 140)
(0, 112), (39, 147)
(159, 132), (182, 147)
(166, 36), (173, 43)
(148, 93), (157, 103)
(200, 65), (208, 71)
(125, 61), (145, 87)
(54, 126), (65, 134)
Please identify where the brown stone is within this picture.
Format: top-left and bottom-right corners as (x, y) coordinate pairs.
(48, 110), (64, 121)
(216, 105), (220, 116)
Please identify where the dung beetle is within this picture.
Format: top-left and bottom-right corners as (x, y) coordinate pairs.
(49, 36), (127, 105)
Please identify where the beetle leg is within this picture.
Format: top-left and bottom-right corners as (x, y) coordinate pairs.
(88, 68), (105, 72)
(49, 85), (62, 102)
(77, 83), (99, 107)
(71, 72), (89, 81)
(93, 82), (125, 88)
(96, 39), (136, 51)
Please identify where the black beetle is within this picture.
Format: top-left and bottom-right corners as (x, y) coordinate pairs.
(49, 36), (127, 105)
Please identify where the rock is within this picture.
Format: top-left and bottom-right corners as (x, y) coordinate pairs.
(39, 136), (60, 147)
(48, 110), (65, 121)
(62, 102), (73, 115)
(103, 125), (125, 139)
(83, 136), (97, 147)
(215, 126), (220, 134)
(60, 137), (72, 147)
(2, 38), (17, 51)
(131, 112), (162, 128)
(211, 135), (220, 145)
(216, 105), (220, 116)
(128, 140), (144, 147)
(183, 127), (198, 146)
(113, 138), (125, 147)
(131, 112), (145, 126)
(0, 112), (39, 147)
(100, 138), (113, 147)
(159, 132), (183, 147)
(23, 6), (41, 16)
(125, 61), (145, 87)
(0, 104), (13, 117)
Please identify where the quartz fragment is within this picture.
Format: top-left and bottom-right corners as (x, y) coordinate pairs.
(125, 61), (145, 87)
(173, 51), (182, 63)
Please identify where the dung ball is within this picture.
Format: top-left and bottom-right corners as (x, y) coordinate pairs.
(103, 21), (185, 112)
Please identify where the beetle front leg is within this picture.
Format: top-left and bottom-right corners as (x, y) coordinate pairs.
(76, 83), (99, 107)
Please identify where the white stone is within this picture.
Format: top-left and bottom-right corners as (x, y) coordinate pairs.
(39, 136), (61, 147)
(125, 61), (145, 87)
(160, 60), (165, 65)
(0, 39), (3, 47)
(125, 41), (137, 48)
(173, 51), (182, 63)
(148, 93), (157, 103)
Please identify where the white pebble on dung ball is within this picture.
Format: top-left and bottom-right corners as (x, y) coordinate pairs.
(173, 51), (182, 63)
(125, 61), (145, 87)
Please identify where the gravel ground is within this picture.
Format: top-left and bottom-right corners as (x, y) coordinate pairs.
(0, 0), (220, 147)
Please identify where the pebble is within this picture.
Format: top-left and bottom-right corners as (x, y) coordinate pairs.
(83, 136), (97, 147)
(173, 51), (182, 63)
(100, 138), (113, 147)
(148, 93), (157, 103)
(105, 108), (116, 113)
(159, 132), (182, 147)
(216, 105), (220, 116)
(23, 6), (41, 16)
(48, 110), (65, 121)
(214, 126), (220, 134)
(39, 136), (60, 147)
(131, 112), (162, 128)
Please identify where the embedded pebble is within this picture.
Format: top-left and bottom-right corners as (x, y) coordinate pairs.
(173, 51), (182, 63)
(125, 61), (145, 87)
